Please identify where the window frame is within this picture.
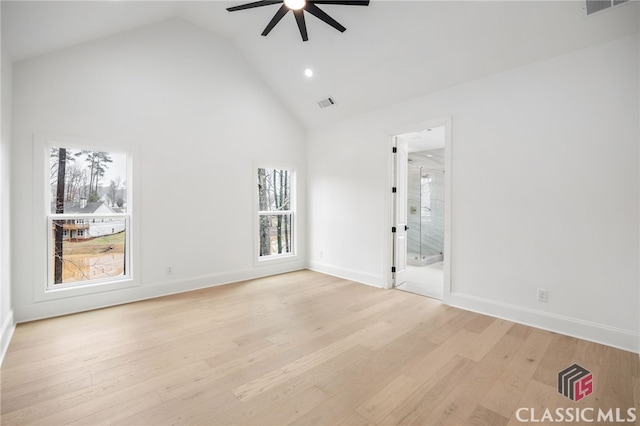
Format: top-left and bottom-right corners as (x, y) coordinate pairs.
(254, 163), (298, 264)
(34, 133), (138, 301)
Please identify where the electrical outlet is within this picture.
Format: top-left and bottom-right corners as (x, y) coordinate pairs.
(537, 288), (548, 303)
(167, 266), (173, 275)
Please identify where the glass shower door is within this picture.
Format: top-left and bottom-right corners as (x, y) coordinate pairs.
(407, 164), (422, 265)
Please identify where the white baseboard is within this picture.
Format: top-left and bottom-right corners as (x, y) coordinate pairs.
(1, 310), (15, 367)
(14, 262), (306, 324)
(449, 292), (639, 354)
(307, 261), (383, 288)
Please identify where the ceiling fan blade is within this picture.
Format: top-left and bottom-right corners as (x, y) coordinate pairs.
(311, 1), (369, 5)
(227, 0), (282, 12)
(262, 4), (289, 36)
(293, 9), (309, 42)
(305, 3), (346, 32)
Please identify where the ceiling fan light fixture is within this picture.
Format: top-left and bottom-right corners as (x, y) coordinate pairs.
(284, 0), (306, 10)
(227, 0), (369, 41)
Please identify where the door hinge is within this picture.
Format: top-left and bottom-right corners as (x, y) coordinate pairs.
(391, 266), (396, 273)
(392, 147), (397, 153)
(392, 187), (397, 193)
(391, 226), (396, 233)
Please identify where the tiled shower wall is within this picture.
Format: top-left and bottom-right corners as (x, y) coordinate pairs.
(407, 149), (445, 258)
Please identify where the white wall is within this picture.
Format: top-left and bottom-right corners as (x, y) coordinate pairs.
(0, 7), (15, 365)
(307, 35), (640, 352)
(11, 19), (306, 321)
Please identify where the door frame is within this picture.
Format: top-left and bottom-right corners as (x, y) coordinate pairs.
(384, 116), (452, 304)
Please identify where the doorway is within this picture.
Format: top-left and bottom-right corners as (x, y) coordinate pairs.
(391, 123), (449, 301)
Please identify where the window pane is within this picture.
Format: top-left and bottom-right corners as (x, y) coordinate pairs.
(257, 168), (291, 212)
(259, 214), (293, 257)
(50, 147), (128, 214)
(51, 218), (127, 285)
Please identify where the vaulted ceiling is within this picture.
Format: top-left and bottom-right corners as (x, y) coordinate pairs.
(3, 0), (639, 128)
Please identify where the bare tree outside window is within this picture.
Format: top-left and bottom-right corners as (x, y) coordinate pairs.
(257, 168), (294, 257)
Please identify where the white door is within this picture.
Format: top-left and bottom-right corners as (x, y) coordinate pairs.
(393, 139), (408, 287)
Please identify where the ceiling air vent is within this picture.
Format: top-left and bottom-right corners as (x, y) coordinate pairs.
(584, 0), (628, 16)
(317, 96), (336, 109)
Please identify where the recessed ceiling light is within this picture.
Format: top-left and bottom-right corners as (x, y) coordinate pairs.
(304, 68), (314, 78)
(427, 154), (433, 157)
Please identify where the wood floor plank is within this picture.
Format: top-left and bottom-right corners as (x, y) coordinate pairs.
(402, 327), (475, 383)
(0, 374), (93, 413)
(463, 313), (496, 334)
(456, 318), (514, 362)
(231, 321), (393, 402)
(480, 328), (554, 418)
(67, 390), (163, 426)
(425, 308), (477, 345)
(210, 345), (371, 425)
(337, 410), (375, 426)
(1, 308), (242, 389)
(313, 324), (438, 400)
(1, 270), (638, 426)
(531, 332), (578, 388)
(160, 316), (391, 403)
(466, 405), (509, 426)
(355, 373), (421, 424)
(505, 322), (533, 340)
(2, 361), (211, 425)
(411, 332), (527, 425)
(118, 384), (240, 425)
(293, 324), (447, 424)
(242, 385), (329, 425)
(633, 375), (640, 424)
(589, 345), (637, 417)
(378, 356), (476, 425)
(506, 380), (563, 426)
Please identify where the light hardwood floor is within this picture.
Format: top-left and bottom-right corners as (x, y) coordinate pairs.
(1, 270), (638, 425)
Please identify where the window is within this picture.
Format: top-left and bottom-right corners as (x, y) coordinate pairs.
(257, 167), (295, 259)
(48, 146), (130, 289)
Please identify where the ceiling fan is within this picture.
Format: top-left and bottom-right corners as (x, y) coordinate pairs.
(227, 0), (370, 42)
